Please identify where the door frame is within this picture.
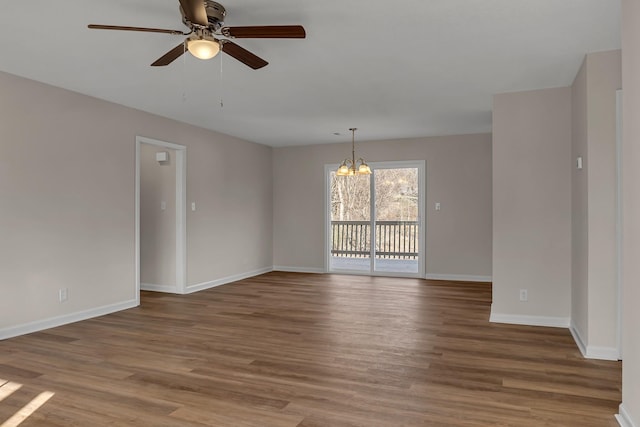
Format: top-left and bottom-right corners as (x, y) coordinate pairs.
(324, 160), (426, 278)
(135, 136), (187, 295)
(616, 89), (623, 359)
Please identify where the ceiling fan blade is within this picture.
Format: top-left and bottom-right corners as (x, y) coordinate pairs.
(151, 43), (187, 66)
(88, 24), (185, 35)
(222, 41), (268, 70)
(222, 25), (306, 39)
(179, 0), (208, 27)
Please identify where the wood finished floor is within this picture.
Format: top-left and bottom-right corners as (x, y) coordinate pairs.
(0, 272), (621, 426)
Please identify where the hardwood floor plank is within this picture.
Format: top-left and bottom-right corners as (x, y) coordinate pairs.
(170, 404), (304, 427)
(0, 364), (42, 380)
(0, 272), (621, 426)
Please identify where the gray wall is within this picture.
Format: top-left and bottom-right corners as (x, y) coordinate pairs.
(492, 51), (621, 357)
(571, 50), (621, 358)
(0, 70), (273, 337)
(620, 0), (640, 422)
(492, 87), (572, 323)
(273, 134), (493, 278)
(572, 58), (589, 342)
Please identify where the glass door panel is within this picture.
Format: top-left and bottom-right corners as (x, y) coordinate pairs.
(373, 168), (420, 274)
(329, 171), (371, 272)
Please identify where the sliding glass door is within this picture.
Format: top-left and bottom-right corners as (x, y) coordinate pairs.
(328, 170), (371, 272)
(327, 161), (424, 277)
(373, 167), (420, 274)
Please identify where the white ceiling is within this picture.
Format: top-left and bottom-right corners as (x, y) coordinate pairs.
(0, 1), (620, 147)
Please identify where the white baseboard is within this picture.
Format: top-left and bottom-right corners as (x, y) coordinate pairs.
(570, 321), (620, 361)
(425, 274), (492, 282)
(272, 266), (325, 274)
(141, 283), (181, 294)
(570, 321), (587, 355)
(585, 345), (620, 361)
(617, 404), (638, 427)
(271, 269), (491, 281)
(489, 311), (570, 328)
(0, 299), (139, 341)
(185, 266), (273, 294)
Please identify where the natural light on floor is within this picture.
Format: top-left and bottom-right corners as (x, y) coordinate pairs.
(0, 379), (55, 427)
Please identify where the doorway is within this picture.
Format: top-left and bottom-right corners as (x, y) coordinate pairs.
(136, 136), (187, 294)
(325, 161), (425, 277)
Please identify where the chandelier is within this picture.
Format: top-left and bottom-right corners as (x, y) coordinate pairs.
(336, 128), (371, 176)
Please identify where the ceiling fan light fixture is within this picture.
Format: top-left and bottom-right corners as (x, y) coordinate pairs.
(187, 33), (220, 60)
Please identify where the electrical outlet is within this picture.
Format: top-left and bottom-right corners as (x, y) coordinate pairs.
(59, 288), (68, 303)
(519, 289), (528, 302)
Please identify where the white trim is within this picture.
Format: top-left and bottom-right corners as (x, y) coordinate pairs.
(136, 136), (187, 294)
(323, 163), (333, 274)
(425, 274), (492, 283)
(176, 145), (187, 294)
(489, 312), (570, 328)
(585, 346), (620, 361)
(617, 404), (638, 427)
(273, 266), (325, 274)
(570, 321), (588, 357)
(140, 283), (181, 294)
(616, 89), (623, 359)
(566, 321), (620, 361)
(135, 140), (141, 302)
(185, 267), (273, 294)
(0, 299), (138, 340)
(369, 164), (375, 273)
(328, 270), (423, 279)
(137, 136), (187, 151)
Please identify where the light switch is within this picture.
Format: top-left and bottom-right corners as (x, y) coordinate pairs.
(435, 202), (441, 211)
(191, 202), (196, 212)
(577, 156), (583, 170)
(160, 201), (166, 211)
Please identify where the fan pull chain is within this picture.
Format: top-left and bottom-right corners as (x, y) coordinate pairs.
(182, 42), (187, 103)
(219, 43), (224, 109)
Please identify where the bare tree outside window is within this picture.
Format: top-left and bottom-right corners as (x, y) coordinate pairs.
(330, 168), (419, 266)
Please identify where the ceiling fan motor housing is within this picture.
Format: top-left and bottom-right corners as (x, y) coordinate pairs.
(181, 1), (227, 29)
(205, 1), (226, 23)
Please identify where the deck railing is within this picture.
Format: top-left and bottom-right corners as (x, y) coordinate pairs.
(331, 220), (419, 259)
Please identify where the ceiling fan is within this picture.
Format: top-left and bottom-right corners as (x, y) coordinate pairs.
(88, 0), (306, 69)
